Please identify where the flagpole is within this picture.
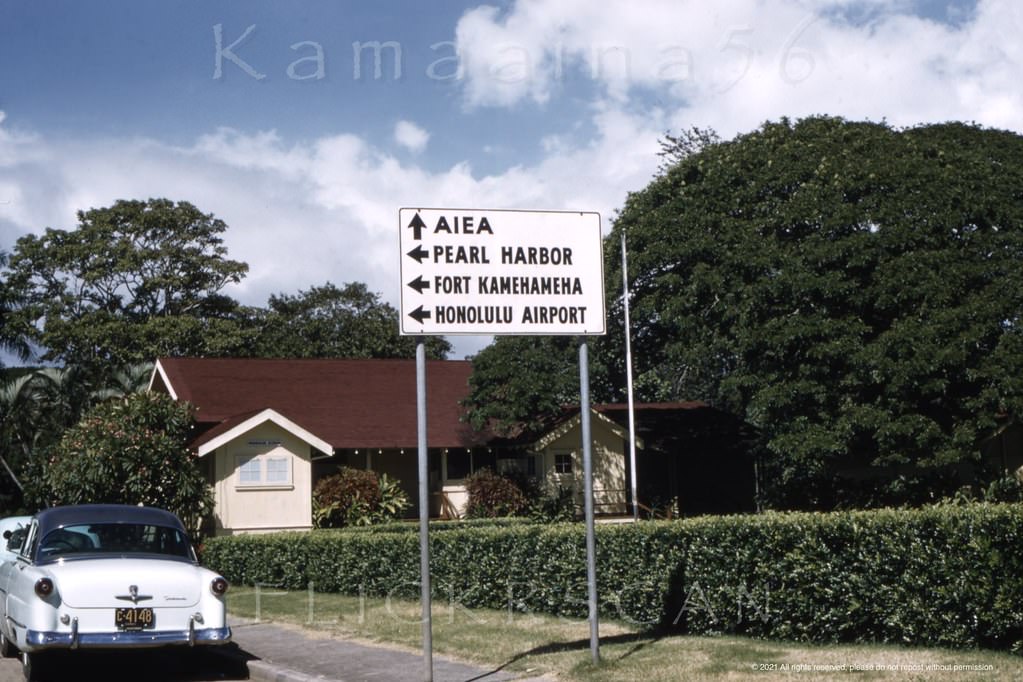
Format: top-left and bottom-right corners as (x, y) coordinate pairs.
(621, 233), (639, 521)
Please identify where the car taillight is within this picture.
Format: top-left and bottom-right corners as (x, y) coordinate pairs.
(35, 578), (54, 598)
(210, 577), (228, 597)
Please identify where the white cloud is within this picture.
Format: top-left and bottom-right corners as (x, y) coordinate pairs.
(0, 111), (44, 170)
(0, 101), (657, 358)
(3, 0), (1022, 361)
(394, 120), (430, 153)
(452, 0), (1023, 135)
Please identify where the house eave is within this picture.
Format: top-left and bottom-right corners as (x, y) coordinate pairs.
(196, 408), (335, 458)
(148, 359), (178, 400)
(530, 408), (637, 451)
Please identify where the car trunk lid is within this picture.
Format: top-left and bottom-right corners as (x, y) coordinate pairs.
(49, 558), (204, 608)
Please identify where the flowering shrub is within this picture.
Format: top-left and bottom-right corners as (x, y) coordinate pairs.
(463, 468), (574, 520)
(312, 467), (409, 528)
(31, 392), (213, 532)
(464, 468), (528, 518)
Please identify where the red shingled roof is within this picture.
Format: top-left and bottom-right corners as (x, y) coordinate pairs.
(152, 357), (484, 450)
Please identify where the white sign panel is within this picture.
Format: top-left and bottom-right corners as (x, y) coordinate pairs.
(399, 208), (606, 336)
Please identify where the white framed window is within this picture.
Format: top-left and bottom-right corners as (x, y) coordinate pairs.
(238, 456), (262, 484)
(554, 453), (573, 475)
(265, 456), (289, 484)
(235, 453), (293, 488)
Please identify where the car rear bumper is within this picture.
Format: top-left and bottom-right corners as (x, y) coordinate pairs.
(24, 620), (231, 650)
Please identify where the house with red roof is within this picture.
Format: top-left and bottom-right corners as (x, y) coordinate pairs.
(148, 357), (637, 534)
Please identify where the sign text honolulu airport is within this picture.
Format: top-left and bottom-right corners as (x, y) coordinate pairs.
(398, 208), (605, 336)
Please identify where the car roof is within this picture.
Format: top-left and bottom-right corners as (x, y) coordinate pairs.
(34, 505), (186, 538)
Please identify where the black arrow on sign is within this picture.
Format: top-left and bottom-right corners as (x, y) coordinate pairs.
(407, 212), (427, 240)
(408, 306), (431, 324)
(406, 245), (430, 263)
(407, 275), (430, 294)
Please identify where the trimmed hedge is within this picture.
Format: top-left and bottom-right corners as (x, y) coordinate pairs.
(202, 504), (1023, 651)
(326, 517), (537, 534)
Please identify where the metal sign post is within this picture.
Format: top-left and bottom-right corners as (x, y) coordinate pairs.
(416, 339), (433, 681)
(579, 340), (600, 664)
(399, 207), (607, 675)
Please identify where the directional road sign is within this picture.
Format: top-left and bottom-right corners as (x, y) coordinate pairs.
(399, 208), (606, 336)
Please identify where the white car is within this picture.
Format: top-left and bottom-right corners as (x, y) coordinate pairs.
(0, 504), (231, 680)
(0, 516), (31, 564)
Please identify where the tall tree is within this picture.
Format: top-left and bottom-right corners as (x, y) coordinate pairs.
(461, 129), (720, 434)
(2, 198), (250, 373)
(606, 117), (1023, 508)
(655, 126), (721, 175)
(251, 281), (451, 360)
(0, 251), (32, 364)
(463, 336), (607, 434)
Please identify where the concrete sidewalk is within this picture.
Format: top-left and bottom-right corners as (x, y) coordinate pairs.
(223, 618), (551, 682)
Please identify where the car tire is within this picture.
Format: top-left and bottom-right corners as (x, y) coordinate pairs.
(0, 629), (15, 658)
(21, 651), (51, 682)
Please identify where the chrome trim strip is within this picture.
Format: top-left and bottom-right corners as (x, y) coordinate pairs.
(24, 626), (231, 650)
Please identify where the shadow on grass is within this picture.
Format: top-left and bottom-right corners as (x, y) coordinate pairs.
(466, 631), (666, 681)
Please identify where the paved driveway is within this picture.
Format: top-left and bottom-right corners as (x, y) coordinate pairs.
(0, 647), (248, 682)
(0, 620), (550, 682)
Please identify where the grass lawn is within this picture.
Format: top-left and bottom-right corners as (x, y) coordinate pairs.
(227, 587), (1023, 681)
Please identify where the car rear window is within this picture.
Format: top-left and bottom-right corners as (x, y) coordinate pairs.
(38, 523), (193, 561)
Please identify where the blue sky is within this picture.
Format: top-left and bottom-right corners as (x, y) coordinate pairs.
(1, 0), (1020, 359)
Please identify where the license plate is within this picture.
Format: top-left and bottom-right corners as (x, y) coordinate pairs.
(115, 607), (155, 631)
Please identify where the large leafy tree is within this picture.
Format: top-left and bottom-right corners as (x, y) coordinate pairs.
(28, 392), (213, 532)
(605, 117), (1023, 508)
(463, 336), (607, 434)
(250, 281), (451, 360)
(2, 198), (250, 373)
